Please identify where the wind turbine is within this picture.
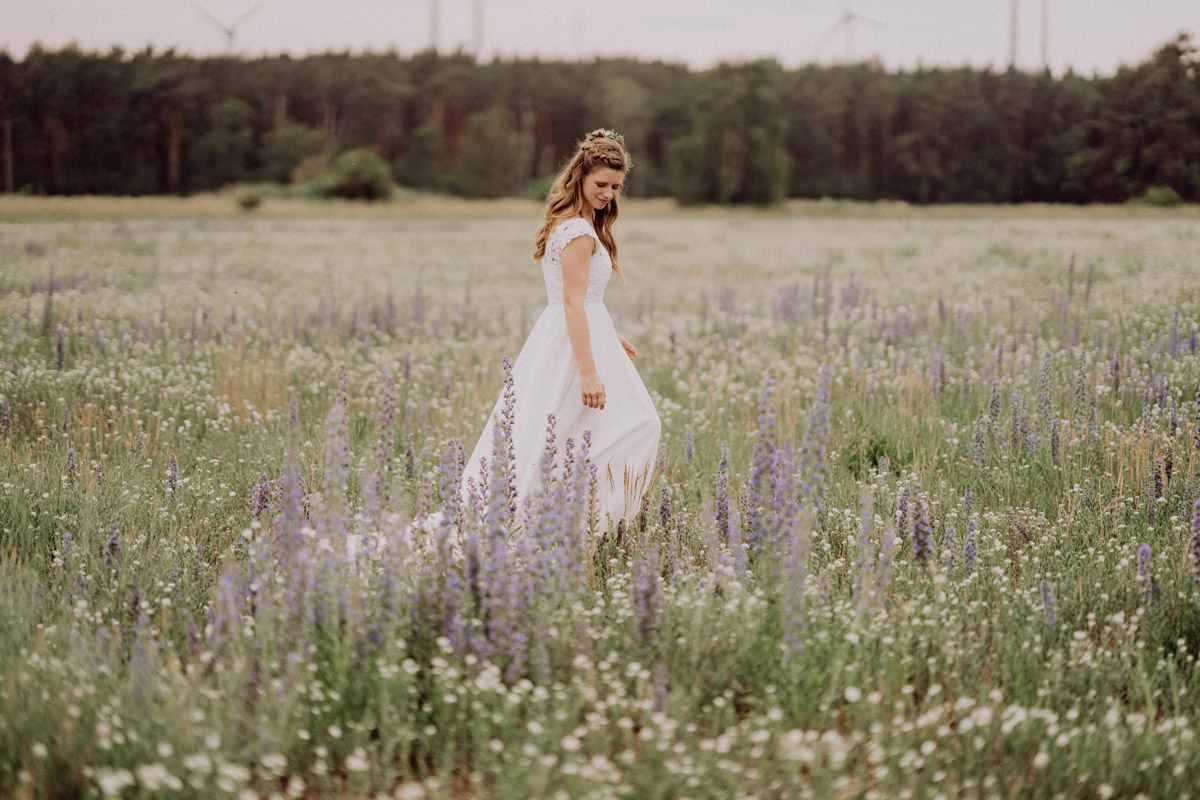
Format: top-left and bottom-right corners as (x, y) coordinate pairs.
(1008, 0), (1018, 68)
(473, 0), (485, 59)
(429, 0), (440, 51)
(818, 2), (885, 63)
(196, 4), (262, 53)
(1041, 0), (1050, 70)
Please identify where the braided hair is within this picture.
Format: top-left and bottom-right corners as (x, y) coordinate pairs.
(533, 130), (631, 282)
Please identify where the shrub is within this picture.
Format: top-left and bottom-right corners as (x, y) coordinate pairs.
(236, 190), (263, 211)
(314, 149), (393, 201)
(1130, 185), (1184, 207)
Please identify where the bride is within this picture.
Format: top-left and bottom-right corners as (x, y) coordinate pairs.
(462, 128), (661, 532)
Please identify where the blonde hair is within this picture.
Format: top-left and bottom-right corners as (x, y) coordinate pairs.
(533, 132), (632, 281)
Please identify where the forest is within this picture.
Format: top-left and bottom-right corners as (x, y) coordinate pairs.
(1, 33), (1197, 204)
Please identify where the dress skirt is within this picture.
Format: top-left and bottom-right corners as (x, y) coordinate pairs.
(463, 300), (661, 529)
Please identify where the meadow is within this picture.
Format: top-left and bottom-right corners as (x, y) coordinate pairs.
(1, 195), (1199, 799)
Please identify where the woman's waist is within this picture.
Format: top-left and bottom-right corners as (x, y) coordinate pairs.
(543, 295), (608, 307)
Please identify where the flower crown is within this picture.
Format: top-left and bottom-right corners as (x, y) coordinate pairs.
(586, 128), (625, 144)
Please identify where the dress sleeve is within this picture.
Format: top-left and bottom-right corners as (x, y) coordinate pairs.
(549, 218), (599, 262)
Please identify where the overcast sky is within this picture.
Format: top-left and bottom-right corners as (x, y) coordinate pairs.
(6, 0), (1197, 75)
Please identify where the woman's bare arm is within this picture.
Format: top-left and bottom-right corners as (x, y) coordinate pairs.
(561, 235), (605, 410)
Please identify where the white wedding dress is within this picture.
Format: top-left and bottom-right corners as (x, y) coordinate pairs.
(463, 216), (661, 529)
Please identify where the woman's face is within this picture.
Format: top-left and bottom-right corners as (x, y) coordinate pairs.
(582, 167), (624, 213)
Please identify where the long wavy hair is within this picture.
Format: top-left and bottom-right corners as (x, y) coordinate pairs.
(533, 132), (632, 281)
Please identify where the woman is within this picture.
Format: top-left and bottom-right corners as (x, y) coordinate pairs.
(463, 128), (661, 531)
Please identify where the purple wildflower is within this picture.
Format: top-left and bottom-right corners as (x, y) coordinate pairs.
(496, 358), (518, 519)
(1036, 354), (1054, 432)
(684, 429), (694, 463)
(767, 441), (802, 562)
(249, 472), (272, 520)
(1039, 582), (1057, 629)
(1050, 418), (1061, 464)
(440, 437), (466, 527)
(631, 544), (662, 661)
(0, 398), (9, 436)
(896, 487), (910, 542)
(941, 524), (956, 574)
(744, 377), (777, 548)
(852, 492), (875, 611)
(321, 400), (351, 533)
(288, 395), (299, 429)
(404, 433), (416, 481)
(371, 368), (399, 514)
(875, 523), (896, 599)
(55, 325), (66, 369)
(1010, 390), (1036, 458)
(802, 362), (833, 519)
(167, 455), (178, 504)
(105, 523), (121, 583)
(912, 492), (933, 564)
(964, 516), (978, 576)
(969, 414), (988, 465)
(65, 447), (77, 489)
(1144, 475), (1156, 525)
(1073, 352), (1088, 417)
(988, 380), (1002, 429)
(1137, 543), (1157, 609)
(659, 485), (672, 531)
(94, 459), (105, 489)
(1190, 496), (1200, 592)
(781, 524), (809, 659)
(715, 443), (730, 543)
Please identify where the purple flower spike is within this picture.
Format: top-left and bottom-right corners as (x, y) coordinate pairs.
(658, 485), (672, 531)
(1137, 542), (1157, 609)
(65, 447), (77, 490)
(715, 443), (730, 543)
(942, 524), (956, 574)
(801, 362), (833, 520)
(912, 493), (933, 564)
(167, 454), (179, 504)
(964, 516), (978, 577)
(632, 544), (662, 660)
(1039, 582), (1057, 629)
(744, 376), (777, 548)
(896, 487), (910, 541)
(1190, 496), (1200, 592)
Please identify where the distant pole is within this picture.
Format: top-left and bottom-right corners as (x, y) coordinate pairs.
(474, 0), (484, 59)
(1009, 0), (1018, 68)
(1041, 0), (1049, 70)
(430, 0), (440, 51)
(3, 120), (12, 194)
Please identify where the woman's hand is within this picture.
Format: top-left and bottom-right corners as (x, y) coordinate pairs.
(617, 333), (638, 360)
(581, 371), (606, 410)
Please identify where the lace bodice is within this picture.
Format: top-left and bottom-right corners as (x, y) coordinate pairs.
(541, 217), (612, 305)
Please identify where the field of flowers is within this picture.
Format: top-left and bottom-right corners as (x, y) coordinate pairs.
(1, 197), (1199, 799)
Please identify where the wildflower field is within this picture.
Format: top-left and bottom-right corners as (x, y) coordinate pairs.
(2, 196), (1200, 799)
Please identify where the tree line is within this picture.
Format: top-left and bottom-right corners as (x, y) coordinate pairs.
(1, 34), (1197, 204)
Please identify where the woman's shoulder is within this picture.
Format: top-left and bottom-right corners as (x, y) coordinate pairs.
(550, 216), (599, 247)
